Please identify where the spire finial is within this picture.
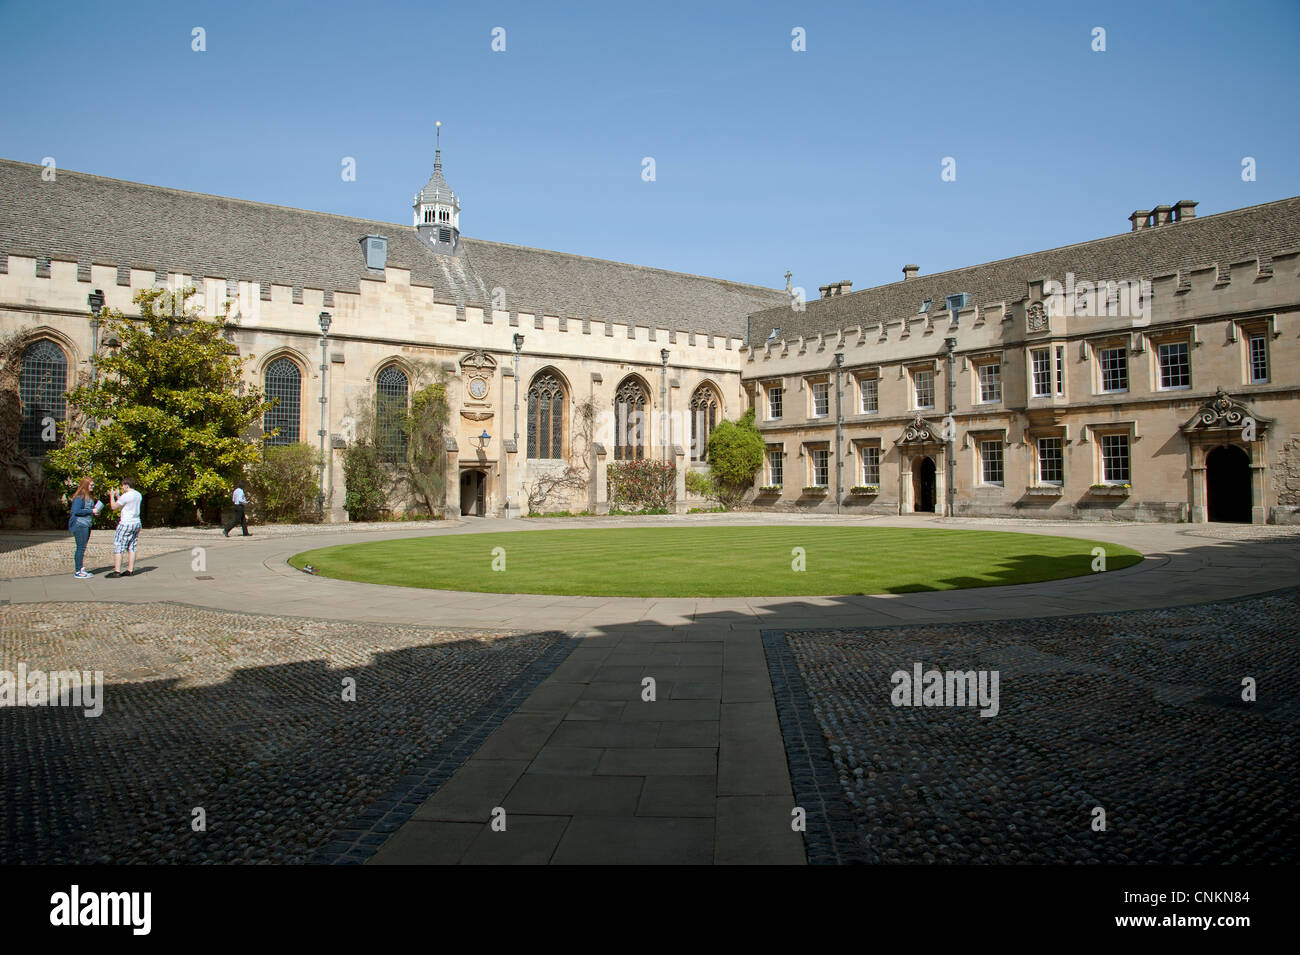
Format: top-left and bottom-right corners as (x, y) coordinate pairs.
(434, 121), (442, 172)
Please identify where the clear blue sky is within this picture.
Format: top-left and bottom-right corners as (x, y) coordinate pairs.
(2, 0), (1297, 291)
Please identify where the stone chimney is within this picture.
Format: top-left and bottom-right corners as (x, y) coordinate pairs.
(818, 284), (833, 299)
(819, 281), (853, 298)
(1173, 199), (1198, 222)
(1151, 204), (1174, 227)
(1129, 209), (1152, 232)
(902, 264), (919, 281)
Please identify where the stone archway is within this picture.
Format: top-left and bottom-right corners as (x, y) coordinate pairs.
(459, 469), (487, 517)
(914, 457), (937, 513)
(1206, 445), (1252, 523)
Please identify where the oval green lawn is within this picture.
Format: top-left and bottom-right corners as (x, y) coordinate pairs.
(289, 526), (1143, 597)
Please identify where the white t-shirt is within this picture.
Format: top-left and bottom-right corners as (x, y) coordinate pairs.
(117, 489), (143, 524)
(233, 487), (246, 505)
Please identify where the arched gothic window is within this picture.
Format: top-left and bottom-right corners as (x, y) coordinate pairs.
(263, 357), (302, 445)
(376, 365), (409, 464)
(690, 384), (719, 462)
(614, 377), (648, 461)
(18, 339), (67, 456)
(527, 371), (564, 459)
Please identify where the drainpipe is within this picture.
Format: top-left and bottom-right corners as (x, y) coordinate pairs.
(835, 352), (844, 515)
(944, 337), (957, 517)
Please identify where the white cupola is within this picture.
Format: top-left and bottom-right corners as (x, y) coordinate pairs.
(413, 122), (461, 255)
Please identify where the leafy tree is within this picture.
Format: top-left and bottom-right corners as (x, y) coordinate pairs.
(396, 372), (450, 516)
(342, 440), (388, 521)
(45, 287), (272, 524)
(247, 443), (322, 523)
(706, 408), (765, 508)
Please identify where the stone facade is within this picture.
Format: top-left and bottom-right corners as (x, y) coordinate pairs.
(742, 202), (1300, 524)
(3, 154), (1298, 525)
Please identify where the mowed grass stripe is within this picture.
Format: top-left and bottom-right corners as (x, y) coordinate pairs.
(290, 526), (1142, 597)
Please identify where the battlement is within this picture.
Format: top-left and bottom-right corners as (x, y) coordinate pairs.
(744, 246), (1300, 371)
(0, 253), (746, 365)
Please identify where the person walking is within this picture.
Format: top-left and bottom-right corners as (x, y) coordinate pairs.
(223, 482), (250, 537)
(68, 476), (99, 578)
(109, 479), (143, 577)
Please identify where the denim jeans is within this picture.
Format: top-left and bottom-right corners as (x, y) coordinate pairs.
(71, 523), (91, 572)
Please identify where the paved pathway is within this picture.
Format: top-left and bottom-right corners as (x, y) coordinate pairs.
(5, 514), (1298, 864)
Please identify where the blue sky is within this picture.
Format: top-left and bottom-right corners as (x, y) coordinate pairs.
(2, 0), (1297, 291)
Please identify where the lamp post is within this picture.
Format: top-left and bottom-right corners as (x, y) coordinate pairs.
(511, 333), (524, 517)
(87, 289), (105, 431)
(660, 349), (669, 464)
(944, 336), (957, 518)
(835, 351), (844, 515)
(318, 311), (332, 520)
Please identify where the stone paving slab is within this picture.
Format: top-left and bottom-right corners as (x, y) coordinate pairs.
(8, 514), (1298, 865)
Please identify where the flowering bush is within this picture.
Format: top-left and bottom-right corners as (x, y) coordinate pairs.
(608, 460), (676, 512)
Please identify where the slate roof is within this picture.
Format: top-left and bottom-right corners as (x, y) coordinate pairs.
(416, 153), (458, 206)
(0, 158), (784, 336)
(749, 195), (1300, 343)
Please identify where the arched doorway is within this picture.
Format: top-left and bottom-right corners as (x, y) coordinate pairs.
(459, 469), (487, 517)
(913, 457), (936, 513)
(1206, 445), (1251, 523)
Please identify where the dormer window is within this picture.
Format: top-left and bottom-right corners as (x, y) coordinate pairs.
(359, 234), (388, 271)
(946, 292), (970, 312)
(919, 299), (932, 313)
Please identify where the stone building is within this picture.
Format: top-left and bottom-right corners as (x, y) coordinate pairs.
(0, 155), (783, 520)
(2, 150), (1297, 523)
(743, 197), (1300, 523)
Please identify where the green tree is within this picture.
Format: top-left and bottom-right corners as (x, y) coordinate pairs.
(342, 440), (388, 521)
(247, 443), (322, 523)
(45, 287), (272, 524)
(396, 373), (450, 516)
(706, 408), (765, 508)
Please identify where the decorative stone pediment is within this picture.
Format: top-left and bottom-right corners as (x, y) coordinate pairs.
(1181, 388), (1272, 435)
(459, 349), (497, 372)
(896, 415), (943, 446)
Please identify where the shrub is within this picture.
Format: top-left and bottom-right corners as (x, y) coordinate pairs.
(685, 469), (718, 499)
(342, 441), (389, 521)
(608, 460), (676, 512)
(706, 409), (764, 508)
(247, 443), (322, 523)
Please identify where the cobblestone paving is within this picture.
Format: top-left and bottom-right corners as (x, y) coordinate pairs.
(0, 602), (569, 864)
(0, 520), (449, 578)
(777, 588), (1299, 864)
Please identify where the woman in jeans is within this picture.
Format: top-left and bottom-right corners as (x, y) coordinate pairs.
(68, 476), (97, 578)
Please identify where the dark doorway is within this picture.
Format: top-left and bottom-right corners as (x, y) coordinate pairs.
(459, 469), (487, 517)
(914, 457), (937, 513)
(1206, 445), (1251, 523)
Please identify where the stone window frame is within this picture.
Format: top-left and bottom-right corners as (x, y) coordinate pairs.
(908, 363), (936, 411)
(766, 443), (785, 488)
(967, 428), (1009, 487)
(764, 379), (784, 421)
(972, 354), (1002, 405)
(806, 374), (831, 419)
(853, 438), (882, 486)
(1090, 337), (1131, 395)
(526, 368), (568, 460)
(804, 441), (831, 487)
(856, 369), (880, 415)
(1236, 318), (1275, 385)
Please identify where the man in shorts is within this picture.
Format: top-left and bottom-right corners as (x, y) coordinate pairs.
(109, 479), (143, 577)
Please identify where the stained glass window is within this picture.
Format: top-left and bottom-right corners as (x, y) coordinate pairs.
(376, 365), (409, 464)
(263, 357), (302, 444)
(690, 384), (718, 462)
(614, 377), (648, 461)
(528, 372), (564, 459)
(18, 339), (66, 456)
